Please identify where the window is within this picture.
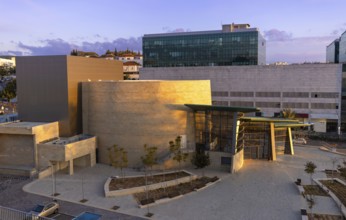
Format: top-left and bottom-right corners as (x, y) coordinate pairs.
(221, 157), (232, 165)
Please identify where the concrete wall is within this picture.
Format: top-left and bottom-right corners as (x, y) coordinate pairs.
(16, 56), (123, 137)
(208, 151), (233, 172)
(0, 122), (59, 174)
(231, 149), (244, 173)
(0, 134), (35, 167)
(141, 64), (343, 130)
(38, 137), (96, 163)
(82, 80), (211, 167)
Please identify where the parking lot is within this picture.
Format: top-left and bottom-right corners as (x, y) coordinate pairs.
(47, 213), (74, 220)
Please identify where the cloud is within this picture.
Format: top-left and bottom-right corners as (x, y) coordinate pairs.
(18, 38), (74, 55)
(0, 50), (24, 56)
(266, 36), (336, 63)
(0, 37), (143, 56)
(264, 29), (293, 41)
(162, 27), (191, 33)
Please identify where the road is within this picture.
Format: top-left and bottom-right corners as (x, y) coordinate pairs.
(0, 175), (145, 220)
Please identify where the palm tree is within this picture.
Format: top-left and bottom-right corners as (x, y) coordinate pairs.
(280, 108), (296, 119)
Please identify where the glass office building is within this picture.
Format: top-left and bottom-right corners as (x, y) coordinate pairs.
(339, 31), (346, 63)
(326, 39), (339, 63)
(143, 24), (266, 67)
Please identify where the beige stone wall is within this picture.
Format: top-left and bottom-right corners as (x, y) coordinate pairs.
(33, 122), (59, 143)
(38, 136), (96, 168)
(82, 80), (211, 166)
(0, 134), (35, 167)
(208, 151), (233, 172)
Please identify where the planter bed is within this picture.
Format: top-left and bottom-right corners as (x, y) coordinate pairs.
(320, 180), (346, 207)
(104, 170), (197, 197)
(303, 185), (329, 197)
(134, 176), (219, 206)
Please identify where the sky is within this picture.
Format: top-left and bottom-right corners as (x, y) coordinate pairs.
(0, 0), (345, 63)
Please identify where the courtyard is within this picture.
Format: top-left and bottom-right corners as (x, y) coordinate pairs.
(16, 143), (346, 219)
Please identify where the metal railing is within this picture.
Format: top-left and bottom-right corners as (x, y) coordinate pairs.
(0, 205), (53, 220)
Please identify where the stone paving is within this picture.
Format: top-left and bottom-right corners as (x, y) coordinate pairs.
(22, 144), (345, 220)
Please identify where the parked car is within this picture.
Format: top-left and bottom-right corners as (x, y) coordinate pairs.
(293, 138), (307, 145)
(29, 202), (59, 218)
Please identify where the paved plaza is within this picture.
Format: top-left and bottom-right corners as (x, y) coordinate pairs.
(22, 144), (345, 220)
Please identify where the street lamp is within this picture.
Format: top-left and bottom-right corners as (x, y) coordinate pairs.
(51, 161), (59, 197)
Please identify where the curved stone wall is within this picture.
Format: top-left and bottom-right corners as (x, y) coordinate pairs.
(82, 80), (211, 167)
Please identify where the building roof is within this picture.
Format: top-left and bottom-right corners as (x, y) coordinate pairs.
(185, 104), (260, 113)
(240, 116), (312, 127)
(123, 61), (141, 66)
(240, 116), (299, 123)
(144, 28), (259, 38)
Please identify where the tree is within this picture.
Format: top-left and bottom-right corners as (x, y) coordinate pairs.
(108, 145), (128, 178)
(140, 144), (158, 217)
(304, 161), (317, 219)
(191, 146), (210, 176)
(70, 49), (78, 56)
(304, 161), (317, 185)
(1, 79), (16, 102)
(169, 136), (188, 172)
(280, 108), (296, 119)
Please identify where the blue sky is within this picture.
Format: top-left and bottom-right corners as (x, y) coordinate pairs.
(1, 0), (345, 63)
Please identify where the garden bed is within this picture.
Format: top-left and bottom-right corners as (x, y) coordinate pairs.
(320, 180), (346, 207)
(307, 213), (343, 220)
(109, 171), (190, 190)
(303, 185), (329, 197)
(134, 176), (219, 206)
(104, 170), (197, 197)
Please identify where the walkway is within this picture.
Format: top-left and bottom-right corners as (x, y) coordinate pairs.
(23, 145), (345, 219)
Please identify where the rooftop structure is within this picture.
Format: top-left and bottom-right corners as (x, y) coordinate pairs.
(143, 23), (266, 67)
(16, 55), (123, 136)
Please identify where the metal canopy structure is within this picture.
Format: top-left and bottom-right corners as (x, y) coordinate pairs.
(185, 104), (312, 172)
(239, 117), (312, 160)
(184, 104), (260, 113)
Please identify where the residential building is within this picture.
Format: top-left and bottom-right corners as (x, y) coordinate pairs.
(326, 39), (340, 63)
(141, 64), (346, 133)
(0, 57), (15, 67)
(16, 55), (123, 136)
(123, 61), (141, 79)
(142, 23), (266, 67)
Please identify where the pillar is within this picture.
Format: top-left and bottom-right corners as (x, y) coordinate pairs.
(270, 122), (276, 161)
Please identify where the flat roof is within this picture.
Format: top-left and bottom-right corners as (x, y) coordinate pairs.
(274, 123), (312, 128)
(143, 28), (259, 38)
(240, 117), (299, 123)
(240, 117), (312, 127)
(0, 121), (47, 128)
(185, 104), (260, 113)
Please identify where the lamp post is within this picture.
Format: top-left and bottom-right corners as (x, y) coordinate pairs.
(51, 161), (59, 197)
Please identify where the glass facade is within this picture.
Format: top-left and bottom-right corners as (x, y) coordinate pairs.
(341, 65), (346, 131)
(340, 32), (346, 63)
(194, 110), (244, 153)
(326, 40), (339, 63)
(143, 30), (266, 67)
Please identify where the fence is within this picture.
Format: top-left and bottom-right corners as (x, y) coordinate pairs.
(0, 205), (53, 220)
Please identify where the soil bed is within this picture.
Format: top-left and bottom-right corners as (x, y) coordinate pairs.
(307, 213), (343, 220)
(320, 180), (346, 207)
(134, 176), (219, 205)
(303, 185), (329, 197)
(109, 171), (190, 191)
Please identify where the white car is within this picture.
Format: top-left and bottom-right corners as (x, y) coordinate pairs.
(29, 202), (59, 218)
(293, 138), (307, 145)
